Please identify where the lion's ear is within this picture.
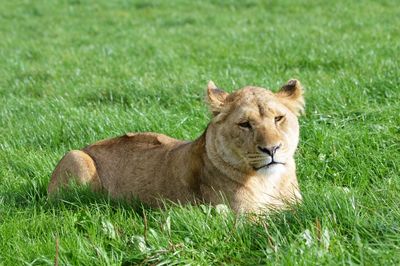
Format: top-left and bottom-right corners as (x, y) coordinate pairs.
(276, 79), (305, 116)
(205, 81), (229, 116)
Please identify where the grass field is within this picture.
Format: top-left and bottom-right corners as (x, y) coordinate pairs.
(1, 0), (399, 264)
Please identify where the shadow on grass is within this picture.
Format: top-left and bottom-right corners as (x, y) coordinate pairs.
(2, 176), (350, 220)
(2, 176), (381, 244)
(1, 179), (150, 217)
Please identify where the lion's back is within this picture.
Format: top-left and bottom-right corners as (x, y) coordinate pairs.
(85, 132), (178, 150)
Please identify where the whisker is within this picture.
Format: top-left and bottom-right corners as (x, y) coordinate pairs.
(247, 153), (264, 157)
(247, 160), (265, 164)
(247, 157), (264, 160)
(247, 155), (267, 159)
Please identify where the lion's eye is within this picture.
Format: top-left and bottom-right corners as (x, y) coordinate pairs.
(238, 121), (252, 129)
(275, 116), (285, 123)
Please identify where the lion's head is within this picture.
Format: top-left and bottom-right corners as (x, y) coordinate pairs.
(205, 80), (304, 177)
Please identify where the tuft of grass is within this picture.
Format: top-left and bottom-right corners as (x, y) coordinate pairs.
(0, 0), (399, 264)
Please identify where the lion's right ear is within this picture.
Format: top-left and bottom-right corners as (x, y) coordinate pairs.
(205, 81), (229, 116)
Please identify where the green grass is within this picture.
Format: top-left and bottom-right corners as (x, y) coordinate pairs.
(1, 0), (399, 264)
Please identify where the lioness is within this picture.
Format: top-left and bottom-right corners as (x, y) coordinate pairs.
(48, 79), (304, 213)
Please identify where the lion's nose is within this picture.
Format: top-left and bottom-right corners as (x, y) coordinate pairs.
(257, 144), (281, 156)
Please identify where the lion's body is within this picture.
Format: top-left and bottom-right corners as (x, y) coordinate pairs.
(48, 80), (305, 213)
(83, 133), (201, 206)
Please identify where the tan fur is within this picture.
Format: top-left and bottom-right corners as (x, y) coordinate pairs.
(48, 79), (305, 213)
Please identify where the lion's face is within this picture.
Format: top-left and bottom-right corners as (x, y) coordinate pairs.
(206, 80), (304, 174)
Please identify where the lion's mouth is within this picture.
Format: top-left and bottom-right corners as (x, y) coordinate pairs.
(253, 161), (285, 171)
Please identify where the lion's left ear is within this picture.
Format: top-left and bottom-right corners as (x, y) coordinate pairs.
(276, 79), (305, 116)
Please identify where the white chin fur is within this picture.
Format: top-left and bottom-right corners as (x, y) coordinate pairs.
(257, 163), (286, 175)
